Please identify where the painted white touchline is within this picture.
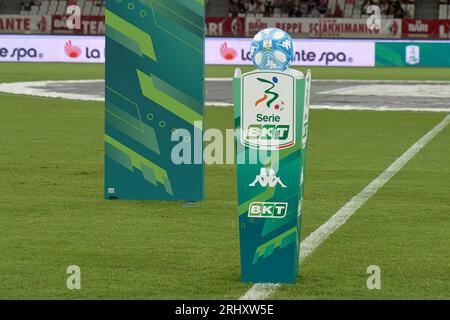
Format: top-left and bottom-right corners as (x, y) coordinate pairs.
(308, 105), (450, 113)
(0, 80), (104, 101)
(206, 78), (233, 82)
(318, 84), (450, 98)
(1, 80), (449, 113)
(206, 102), (450, 113)
(239, 114), (450, 300)
(205, 78), (450, 84)
(206, 102), (233, 107)
(311, 79), (450, 83)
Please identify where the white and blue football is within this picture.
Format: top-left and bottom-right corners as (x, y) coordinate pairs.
(250, 28), (294, 71)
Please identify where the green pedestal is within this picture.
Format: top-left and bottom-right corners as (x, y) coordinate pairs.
(234, 69), (311, 283)
(105, 0), (205, 200)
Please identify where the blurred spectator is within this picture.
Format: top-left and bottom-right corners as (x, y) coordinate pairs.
(280, 0), (291, 16)
(20, 1), (35, 11)
(360, 0), (370, 16)
(264, 0), (275, 17)
(245, 0), (258, 15)
(403, 9), (412, 19)
(334, 4), (343, 17)
(380, 0), (390, 15)
(308, 3), (320, 17)
(391, 1), (404, 18)
(230, 0), (412, 18)
(229, 0), (240, 17)
(294, 5), (303, 17)
(317, 0), (328, 15)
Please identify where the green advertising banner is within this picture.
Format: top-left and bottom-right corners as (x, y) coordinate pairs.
(234, 69), (311, 283)
(105, 0), (205, 200)
(376, 41), (450, 67)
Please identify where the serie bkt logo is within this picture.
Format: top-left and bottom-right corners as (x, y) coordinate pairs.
(405, 45), (420, 65)
(248, 202), (288, 219)
(241, 72), (295, 150)
(246, 124), (289, 141)
(255, 76), (285, 110)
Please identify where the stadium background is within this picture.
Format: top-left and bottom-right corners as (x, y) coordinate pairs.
(0, 0), (449, 299)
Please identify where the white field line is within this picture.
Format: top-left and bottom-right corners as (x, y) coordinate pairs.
(240, 114), (450, 300)
(4, 78), (450, 84)
(206, 102), (450, 113)
(309, 105), (450, 112)
(0, 80), (104, 101)
(1, 80), (449, 112)
(205, 78), (450, 84)
(205, 78), (233, 82)
(318, 84), (450, 98)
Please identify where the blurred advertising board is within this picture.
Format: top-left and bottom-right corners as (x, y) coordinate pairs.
(376, 40), (450, 66)
(206, 17), (245, 36)
(206, 37), (375, 67)
(3, 35), (450, 68)
(51, 15), (105, 35)
(246, 17), (402, 39)
(402, 19), (450, 39)
(0, 35), (104, 62)
(0, 35), (374, 66)
(0, 15), (51, 34)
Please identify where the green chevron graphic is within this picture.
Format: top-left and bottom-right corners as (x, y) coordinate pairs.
(105, 134), (173, 195)
(137, 70), (203, 129)
(105, 102), (160, 155)
(140, 0), (204, 53)
(253, 227), (297, 263)
(106, 9), (157, 61)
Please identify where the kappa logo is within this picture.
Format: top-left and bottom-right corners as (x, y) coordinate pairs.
(281, 39), (291, 50)
(248, 202), (288, 218)
(249, 168), (287, 188)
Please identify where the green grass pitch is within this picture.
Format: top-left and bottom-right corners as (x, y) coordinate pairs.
(0, 63), (449, 299)
(1, 63), (450, 83)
